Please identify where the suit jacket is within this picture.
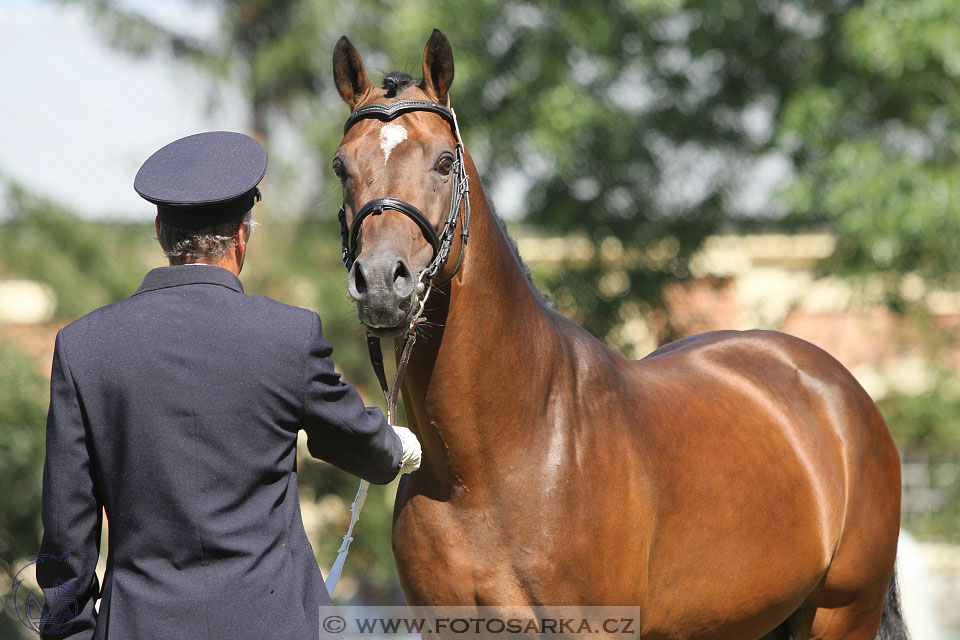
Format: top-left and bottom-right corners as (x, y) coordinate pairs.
(39, 265), (402, 640)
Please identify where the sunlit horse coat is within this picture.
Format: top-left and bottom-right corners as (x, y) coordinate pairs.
(39, 264), (402, 640)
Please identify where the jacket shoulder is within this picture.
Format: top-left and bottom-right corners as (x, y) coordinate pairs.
(58, 296), (136, 340)
(244, 294), (316, 318)
(59, 290), (322, 347)
(242, 295), (321, 332)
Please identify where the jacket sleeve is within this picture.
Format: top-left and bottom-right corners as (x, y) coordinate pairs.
(38, 330), (101, 640)
(300, 314), (403, 484)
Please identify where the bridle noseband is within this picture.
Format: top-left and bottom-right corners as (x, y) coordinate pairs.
(337, 99), (472, 287)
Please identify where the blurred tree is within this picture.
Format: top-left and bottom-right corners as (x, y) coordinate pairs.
(0, 184), (155, 319)
(881, 381), (960, 456)
(57, 0), (960, 335)
(780, 0), (960, 284)
(879, 377), (960, 540)
(52, 0), (382, 370)
(432, 0), (960, 341)
(61, 0), (329, 140)
(0, 342), (51, 639)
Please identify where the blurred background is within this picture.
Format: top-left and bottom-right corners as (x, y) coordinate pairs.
(2, 0), (959, 637)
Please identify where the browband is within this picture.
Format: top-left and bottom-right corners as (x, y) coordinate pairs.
(344, 100), (456, 134)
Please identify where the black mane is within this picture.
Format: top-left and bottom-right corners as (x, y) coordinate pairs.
(488, 199), (555, 309)
(382, 71), (416, 98)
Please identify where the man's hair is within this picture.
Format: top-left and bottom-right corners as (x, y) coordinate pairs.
(157, 211), (255, 265)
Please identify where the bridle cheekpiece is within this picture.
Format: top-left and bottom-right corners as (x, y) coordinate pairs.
(337, 99), (472, 290)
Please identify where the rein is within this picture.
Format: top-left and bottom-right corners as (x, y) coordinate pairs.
(325, 99), (470, 596)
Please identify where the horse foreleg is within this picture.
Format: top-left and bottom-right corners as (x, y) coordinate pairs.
(759, 622), (791, 640)
(789, 569), (907, 640)
(785, 585), (887, 640)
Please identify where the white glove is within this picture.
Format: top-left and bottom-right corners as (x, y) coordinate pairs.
(392, 425), (422, 475)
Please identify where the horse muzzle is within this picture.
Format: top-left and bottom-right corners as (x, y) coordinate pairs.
(347, 250), (417, 338)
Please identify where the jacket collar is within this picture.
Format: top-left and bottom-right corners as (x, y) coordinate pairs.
(133, 265), (245, 296)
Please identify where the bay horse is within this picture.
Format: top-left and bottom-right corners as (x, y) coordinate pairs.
(331, 29), (906, 640)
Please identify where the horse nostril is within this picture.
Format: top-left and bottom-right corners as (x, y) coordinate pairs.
(348, 262), (368, 301)
(393, 261), (411, 282)
(355, 265), (368, 295)
(392, 260), (414, 297)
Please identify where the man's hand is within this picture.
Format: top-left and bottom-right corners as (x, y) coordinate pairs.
(392, 425), (422, 474)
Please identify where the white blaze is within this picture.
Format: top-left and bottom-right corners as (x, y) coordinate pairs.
(379, 123), (407, 162)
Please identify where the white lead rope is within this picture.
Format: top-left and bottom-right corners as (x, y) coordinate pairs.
(324, 290), (429, 596)
(324, 478), (370, 594)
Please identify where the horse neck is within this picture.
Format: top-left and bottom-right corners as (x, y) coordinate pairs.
(398, 158), (558, 486)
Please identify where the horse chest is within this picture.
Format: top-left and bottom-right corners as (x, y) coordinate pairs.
(392, 483), (646, 606)
(392, 493), (529, 603)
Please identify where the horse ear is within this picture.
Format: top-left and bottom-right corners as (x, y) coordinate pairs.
(420, 28), (454, 106)
(333, 36), (373, 109)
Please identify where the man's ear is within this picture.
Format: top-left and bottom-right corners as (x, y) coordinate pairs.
(237, 221), (249, 252)
(235, 220), (249, 273)
(155, 215), (161, 239)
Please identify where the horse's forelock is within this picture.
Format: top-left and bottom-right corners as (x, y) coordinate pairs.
(382, 71), (417, 98)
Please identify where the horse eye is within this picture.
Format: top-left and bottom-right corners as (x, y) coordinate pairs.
(436, 155), (454, 175)
(332, 159), (346, 181)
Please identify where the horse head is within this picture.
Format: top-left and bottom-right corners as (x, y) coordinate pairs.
(332, 29), (466, 339)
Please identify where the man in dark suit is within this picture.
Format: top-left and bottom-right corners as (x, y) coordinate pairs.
(38, 131), (421, 640)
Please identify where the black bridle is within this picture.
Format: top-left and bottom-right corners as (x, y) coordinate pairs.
(335, 98), (473, 420)
(337, 99), (472, 285)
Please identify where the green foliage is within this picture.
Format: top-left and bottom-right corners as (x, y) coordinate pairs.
(881, 378), (960, 455)
(906, 494), (960, 542)
(318, 0), (960, 338)
(781, 0), (960, 281)
(0, 184), (156, 319)
(0, 342), (49, 638)
(56, 0), (960, 336)
(59, 0), (340, 138)
(882, 384), (960, 542)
